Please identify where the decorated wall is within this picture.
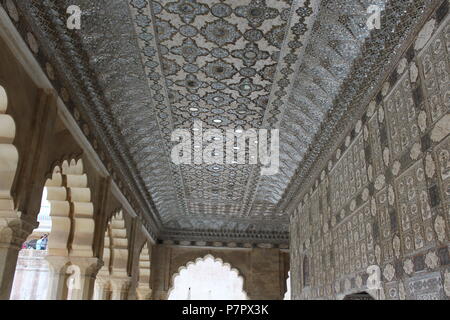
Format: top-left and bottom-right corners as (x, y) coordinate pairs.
(290, 11), (449, 300)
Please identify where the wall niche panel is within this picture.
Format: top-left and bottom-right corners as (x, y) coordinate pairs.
(290, 13), (450, 300)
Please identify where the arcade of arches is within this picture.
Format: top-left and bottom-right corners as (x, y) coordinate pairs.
(0, 0), (449, 300)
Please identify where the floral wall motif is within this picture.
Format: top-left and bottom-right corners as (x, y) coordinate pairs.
(290, 11), (450, 300)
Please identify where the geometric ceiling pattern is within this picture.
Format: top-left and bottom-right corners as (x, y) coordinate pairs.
(8, 0), (434, 244)
(125, 0), (319, 231)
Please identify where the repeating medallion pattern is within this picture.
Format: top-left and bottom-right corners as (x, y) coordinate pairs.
(3, 0), (445, 248)
(290, 9), (450, 299)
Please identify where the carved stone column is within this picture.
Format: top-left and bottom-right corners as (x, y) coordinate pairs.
(94, 275), (111, 300)
(45, 255), (70, 300)
(0, 216), (35, 300)
(110, 276), (132, 300)
(67, 257), (102, 300)
(0, 230), (21, 300)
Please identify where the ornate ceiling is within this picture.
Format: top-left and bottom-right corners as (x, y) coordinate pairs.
(7, 0), (436, 245)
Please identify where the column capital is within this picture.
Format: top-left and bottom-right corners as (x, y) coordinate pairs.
(0, 215), (36, 248)
(45, 255), (70, 273)
(109, 276), (132, 291)
(136, 284), (152, 300)
(69, 256), (103, 277)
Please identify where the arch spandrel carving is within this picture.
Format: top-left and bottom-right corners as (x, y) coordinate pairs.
(45, 159), (96, 257)
(46, 171), (70, 256)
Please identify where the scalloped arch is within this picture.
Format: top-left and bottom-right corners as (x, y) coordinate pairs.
(168, 254), (248, 300)
(45, 158), (95, 257)
(99, 210), (129, 277)
(138, 243), (151, 284)
(45, 154), (83, 179)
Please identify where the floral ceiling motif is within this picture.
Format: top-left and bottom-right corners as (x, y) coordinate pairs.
(126, 0), (316, 228)
(9, 0), (432, 244)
